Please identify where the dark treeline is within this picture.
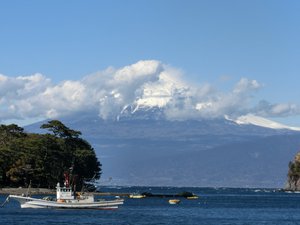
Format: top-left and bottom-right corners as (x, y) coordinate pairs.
(0, 120), (101, 190)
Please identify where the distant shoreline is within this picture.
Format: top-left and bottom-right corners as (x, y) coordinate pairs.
(0, 188), (130, 197)
(1, 187), (290, 197)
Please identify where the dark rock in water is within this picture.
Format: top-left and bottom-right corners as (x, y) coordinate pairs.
(285, 152), (300, 191)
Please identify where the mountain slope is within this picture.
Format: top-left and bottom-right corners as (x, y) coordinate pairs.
(25, 113), (300, 188)
(232, 114), (300, 131)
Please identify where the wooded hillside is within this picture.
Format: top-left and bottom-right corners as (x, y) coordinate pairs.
(0, 120), (101, 190)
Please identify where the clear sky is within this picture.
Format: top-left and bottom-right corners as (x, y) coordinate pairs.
(1, 0), (300, 126)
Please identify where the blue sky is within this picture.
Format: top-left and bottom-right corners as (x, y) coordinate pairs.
(1, 0), (300, 126)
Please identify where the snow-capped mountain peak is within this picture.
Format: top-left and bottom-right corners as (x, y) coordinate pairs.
(230, 114), (300, 131)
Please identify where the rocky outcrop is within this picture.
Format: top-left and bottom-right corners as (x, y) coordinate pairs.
(285, 152), (300, 191)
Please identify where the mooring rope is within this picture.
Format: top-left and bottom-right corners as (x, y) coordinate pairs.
(0, 196), (10, 208)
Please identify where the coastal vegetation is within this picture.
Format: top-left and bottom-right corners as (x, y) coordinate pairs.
(0, 120), (101, 190)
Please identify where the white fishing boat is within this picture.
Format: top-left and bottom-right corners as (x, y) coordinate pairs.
(7, 182), (124, 210)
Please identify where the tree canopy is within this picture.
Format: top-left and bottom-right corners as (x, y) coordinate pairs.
(0, 120), (101, 190)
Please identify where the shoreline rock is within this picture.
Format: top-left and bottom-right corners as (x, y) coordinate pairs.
(0, 188), (55, 195)
(285, 151), (300, 191)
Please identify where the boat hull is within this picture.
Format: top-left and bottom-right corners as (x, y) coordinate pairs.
(168, 199), (180, 204)
(9, 195), (124, 210)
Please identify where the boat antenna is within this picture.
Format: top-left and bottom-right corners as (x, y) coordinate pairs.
(26, 180), (32, 197)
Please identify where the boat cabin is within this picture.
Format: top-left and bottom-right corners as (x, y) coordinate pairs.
(56, 183), (74, 200)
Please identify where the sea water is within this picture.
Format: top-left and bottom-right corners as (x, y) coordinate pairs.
(1, 186), (300, 225)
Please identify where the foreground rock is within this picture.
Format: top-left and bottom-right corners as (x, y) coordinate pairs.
(285, 152), (300, 191)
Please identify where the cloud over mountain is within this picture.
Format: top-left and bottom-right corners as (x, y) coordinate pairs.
(0, 60), (299, 123)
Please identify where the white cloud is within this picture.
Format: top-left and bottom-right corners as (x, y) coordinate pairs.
(233, 78), (261, 94)
(0, 60), (299, 124)
(254, 100), (300, 117)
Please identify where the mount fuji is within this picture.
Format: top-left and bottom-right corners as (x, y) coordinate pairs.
(17, 60), (300, 188)
(25, 108), (300, 188)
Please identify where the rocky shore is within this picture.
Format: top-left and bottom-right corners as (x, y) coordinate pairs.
(0, 188), (131, 197)
(285, 151), (300, 191)
(0, 188), (55, 195)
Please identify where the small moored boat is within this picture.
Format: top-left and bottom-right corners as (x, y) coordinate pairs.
(129, 193), (146, 199)
(168, 199), (181, 204)
(186, 195), (199, 200)
(7, 182), (124, 210)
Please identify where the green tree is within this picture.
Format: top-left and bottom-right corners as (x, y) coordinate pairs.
(0, 121), (102, 189)
(40, 120), (101, 190)
(0, 124), (26, 187)
(40, 120), (81, 139)
(72, 138), (102, 185)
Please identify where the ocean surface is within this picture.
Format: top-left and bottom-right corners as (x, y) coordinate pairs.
(1, 186), (300, 225)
